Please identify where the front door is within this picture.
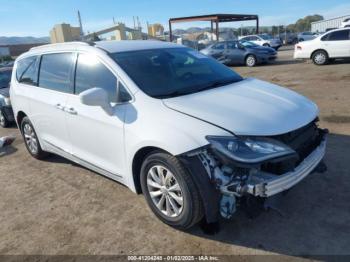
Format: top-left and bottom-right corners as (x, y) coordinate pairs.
(65, 53), (127, 177)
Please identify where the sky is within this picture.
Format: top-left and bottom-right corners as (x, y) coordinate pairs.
(0, 0), (350, 37)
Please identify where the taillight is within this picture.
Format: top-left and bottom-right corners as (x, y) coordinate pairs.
(296, 45), (302, 50)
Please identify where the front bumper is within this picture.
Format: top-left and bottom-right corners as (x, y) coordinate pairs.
(0, 105), (14, 122)
(245, 135), (327, 197)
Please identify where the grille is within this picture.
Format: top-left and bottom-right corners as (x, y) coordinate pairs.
(261, 119), (323, 175)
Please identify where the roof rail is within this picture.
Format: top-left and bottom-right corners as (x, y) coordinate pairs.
(30, 41), (94, 51)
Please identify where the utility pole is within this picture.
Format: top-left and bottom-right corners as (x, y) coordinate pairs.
(77, 10), (84, 38)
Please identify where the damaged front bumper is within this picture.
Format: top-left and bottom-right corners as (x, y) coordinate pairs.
(182, 124), (327, 221)
(243, 136), (326, 197)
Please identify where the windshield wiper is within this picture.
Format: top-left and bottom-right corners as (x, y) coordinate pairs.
(196, 78), (239, 93)
(154, 90), (192, 99)
(155, 78), (241, 99)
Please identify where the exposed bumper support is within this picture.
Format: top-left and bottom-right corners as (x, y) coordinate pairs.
(246, 136), (327, 197)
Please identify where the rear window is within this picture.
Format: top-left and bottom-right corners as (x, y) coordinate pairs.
(39, 53), (75, 93)
(16, 56), (38, 86)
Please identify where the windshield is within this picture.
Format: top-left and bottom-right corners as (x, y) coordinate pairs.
(111, 48), (243, 98)
(0, 70), (12, 88)
(259, 34), (273, 40)
(239, 40), (259, 47)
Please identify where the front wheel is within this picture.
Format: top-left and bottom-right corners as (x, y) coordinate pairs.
(312, 50), (328, 65)
(140, 152), (203, 229)
(245, 55), (257, 67)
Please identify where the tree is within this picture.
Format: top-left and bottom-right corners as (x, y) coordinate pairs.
(287, 14), (324, 32)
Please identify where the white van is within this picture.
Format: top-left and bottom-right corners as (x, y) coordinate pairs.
(11, 41), (327, 228)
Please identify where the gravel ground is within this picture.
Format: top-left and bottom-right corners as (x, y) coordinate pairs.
(0, 48), (349, 258)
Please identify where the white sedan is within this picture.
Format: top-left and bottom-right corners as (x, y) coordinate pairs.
(294, 28), (350, 65)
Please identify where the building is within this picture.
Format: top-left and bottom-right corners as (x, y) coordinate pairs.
(50, 23), (82, 43)
(0, 43), (46, 57)
(311, 15), (350, 33)
(84, 23), (146, 41)
(148, 23), (164, 37)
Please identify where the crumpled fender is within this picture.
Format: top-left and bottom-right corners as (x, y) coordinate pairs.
(179, 155), (220, 223)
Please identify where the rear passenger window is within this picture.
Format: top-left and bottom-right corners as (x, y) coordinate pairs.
(39, 53), (75, 93)
(16, 56), (38, 85)
(75, 53), (118, 103)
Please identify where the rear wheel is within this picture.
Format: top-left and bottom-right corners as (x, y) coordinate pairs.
(0, 109), (9, 128)
(140, 152), (203, 229)
(263, 43), (270, 47)
(245, 55), (257, 67)
(312, 50), (328, 65)
(20, 117), (48, 159)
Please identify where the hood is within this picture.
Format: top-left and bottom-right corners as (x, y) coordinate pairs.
(163, 78), (318, 136)
(0, 87), (10, 98)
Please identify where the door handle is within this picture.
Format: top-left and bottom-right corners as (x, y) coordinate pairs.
(65, 107), (77, 115)
(55, 103), (64, 110)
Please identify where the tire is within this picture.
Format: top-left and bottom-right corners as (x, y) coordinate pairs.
(0, 109), (9, 128)
(299, 38), (304, 42)
(245, 55), (257, 67)
(20, 116), (48, 159)
(263, 43), (270, 47)
(140, 152), (203, 229)
(312, 50), (328, 65)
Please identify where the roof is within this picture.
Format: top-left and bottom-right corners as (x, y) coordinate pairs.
(28, 40), (181, 54)
(169, 14), (258, 23)
(95, 40), (181, 53)
(311, 14), (350, 25)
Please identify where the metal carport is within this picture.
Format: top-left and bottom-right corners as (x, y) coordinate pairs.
(168, 14), (259, 42)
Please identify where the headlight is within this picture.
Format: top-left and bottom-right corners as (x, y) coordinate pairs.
(206, 136), (295, 164)
(4, 97), (11, 106)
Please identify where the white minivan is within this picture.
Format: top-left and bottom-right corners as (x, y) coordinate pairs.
(11, 41), (327, 229)
(294, 28), (350, 65)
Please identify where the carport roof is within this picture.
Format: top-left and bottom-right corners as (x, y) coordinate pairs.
(169, 14), (258, 23)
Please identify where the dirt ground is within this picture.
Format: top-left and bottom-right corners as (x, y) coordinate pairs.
(0, 48), (350, 258)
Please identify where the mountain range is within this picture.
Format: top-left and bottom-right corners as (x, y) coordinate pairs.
(0, 36), (50, 45)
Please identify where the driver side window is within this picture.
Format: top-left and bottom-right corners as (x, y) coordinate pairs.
(75, 53), (118, 103)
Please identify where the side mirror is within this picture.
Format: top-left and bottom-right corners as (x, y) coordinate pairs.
(79, 87), (113, 115)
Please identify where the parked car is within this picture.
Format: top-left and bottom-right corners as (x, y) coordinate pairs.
(11, 41), (327, 229)
(341, 17), (350, 28)
(294, 28), (350, 65)
(200, 40), (277, 66)
(278, 33), (298, 45)
(239, 34), (282, 50)
(297, 32), (319, 42)
(0, 67), (14, 127)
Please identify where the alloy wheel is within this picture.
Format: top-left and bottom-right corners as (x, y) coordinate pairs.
(23, 123), (38, 154)
(246, 56), (256, 67)
(146, 165), (184, 217)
